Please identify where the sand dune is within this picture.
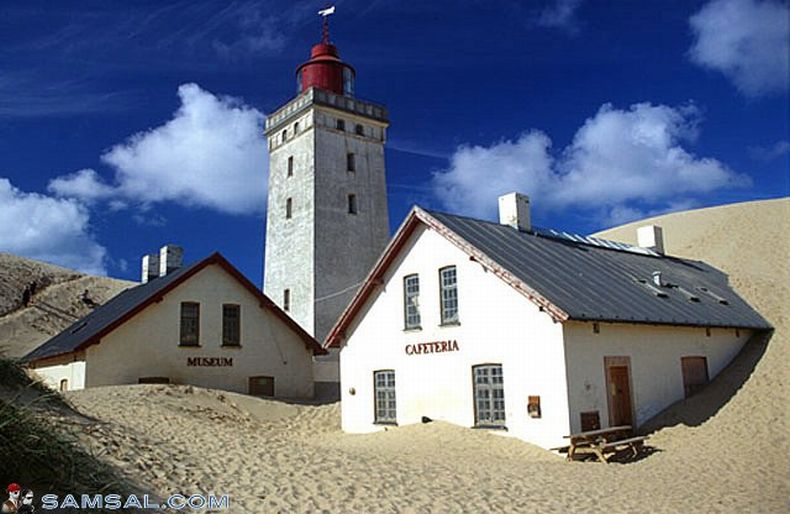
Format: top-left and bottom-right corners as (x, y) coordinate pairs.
(4, 199), (788, 511)
(0, 253), (133, 357)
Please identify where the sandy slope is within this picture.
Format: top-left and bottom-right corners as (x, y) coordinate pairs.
(0, 253), (133, 357)
(44, 199), (787, 512)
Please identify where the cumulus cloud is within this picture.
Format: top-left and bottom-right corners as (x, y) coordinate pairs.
(0, 178), (107, 274)
(431, 102), (749, 223)
(689, 0), (789, 96)
(537, 0), (583, 32)
(49, 83), (267, 215)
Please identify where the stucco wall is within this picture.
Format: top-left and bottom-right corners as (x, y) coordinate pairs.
(563, 321), (751, 432)
(78, 264), (315, 398)
(339, 225), (570, 449)
(32, 357), (85, 392)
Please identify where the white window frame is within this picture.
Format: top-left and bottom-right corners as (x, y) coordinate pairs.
(374, 370), (397, 424)
(439, 265), (459, 325)
(473, 364), (506, 427)
(403, 274), (421, 329)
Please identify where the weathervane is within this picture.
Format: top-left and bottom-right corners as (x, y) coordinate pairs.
(318, 5), (336, 44)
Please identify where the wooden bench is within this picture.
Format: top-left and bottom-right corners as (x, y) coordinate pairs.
(559, 426), (648, 463)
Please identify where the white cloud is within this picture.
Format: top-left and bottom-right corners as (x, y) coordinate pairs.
(689, 0), (789, 96)
(0, 178), (107, 274)
(49, 83), (267, 215)
(749, 140), (790, 160)
(431, 102), (749, 222)
(537, 0), (583, 32)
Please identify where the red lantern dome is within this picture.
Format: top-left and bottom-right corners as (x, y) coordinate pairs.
(296, 27), (355, 96)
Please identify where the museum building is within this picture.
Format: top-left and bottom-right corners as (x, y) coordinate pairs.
(24, 246), (325, 399)
(324, 193), (772, 449)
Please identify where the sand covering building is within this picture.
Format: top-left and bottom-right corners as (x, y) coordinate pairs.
(325, 194), (772, 448)
(24, 251), (325, 399)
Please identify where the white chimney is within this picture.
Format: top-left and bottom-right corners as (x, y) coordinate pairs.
(159, 244), (184, 277)
(141, 253), (160, 284)
(498, 192), (531, 232)
(637, 225), (665, 255)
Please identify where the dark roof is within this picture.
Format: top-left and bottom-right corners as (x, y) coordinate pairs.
(24, 253), (325, 363)
(325, 207), (771, 347)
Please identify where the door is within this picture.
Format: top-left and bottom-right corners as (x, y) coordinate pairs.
(681, 356), (709, 398)
(249, 376), (275, 397)
(473, 364), (506, 427)
(373, 370), (397, 424)
(605, 357), (634, 427)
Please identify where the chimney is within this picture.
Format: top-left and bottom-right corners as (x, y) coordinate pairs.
(498, 192), (531, 232)
(141, 253), (160, 284)
(158, 244), (184, 277)
(637, 225), (665, 255)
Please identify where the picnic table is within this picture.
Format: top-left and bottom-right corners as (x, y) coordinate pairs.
(554, 425), (648, 463)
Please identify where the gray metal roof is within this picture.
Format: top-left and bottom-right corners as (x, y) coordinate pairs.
(426, 210), (772, 330)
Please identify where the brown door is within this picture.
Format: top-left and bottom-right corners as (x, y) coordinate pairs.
(681, 357), (709, 398)
(249, 376), (275, 397)
(605, 359), (634, 427)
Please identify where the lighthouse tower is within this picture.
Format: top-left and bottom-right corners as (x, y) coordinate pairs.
(263, 15), (390, 391)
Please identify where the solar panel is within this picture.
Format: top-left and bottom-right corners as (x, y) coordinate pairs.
(533, 227), (661, 257)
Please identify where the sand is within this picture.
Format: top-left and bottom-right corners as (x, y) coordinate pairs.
(0, 253), (133, 357)
(5, 199), (789, 512)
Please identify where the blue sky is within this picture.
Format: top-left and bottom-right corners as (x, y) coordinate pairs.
(0, 0), (788, 284)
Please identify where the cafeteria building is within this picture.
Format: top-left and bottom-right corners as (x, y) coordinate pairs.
(24, 248), (325, 399)
(324, 193), (772, 449)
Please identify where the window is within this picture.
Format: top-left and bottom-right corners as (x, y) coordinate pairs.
(249, 376), (274, 397)
(222, 304), (241, 346)
(294, 122), (299, 133)
(681, 356), (709, 398)
(336, 119), (345, 131)
(179, 302), (200, 346)
(59, 379), (69, 392)
(580, 411), (601, 431)
(283, 289), (291, 312)
(473, 364), (505, 427)
(528, 395), (541, 418)
(355, 123), (364, 136)
(374, 370), (396, 424)
(347, 193), (357, 214)
(347, 152), (355, 172)
(138, 377), (170, 384)
(403, 274), (421, 329)
(281, 129), (287, 142)
(439, 266), (458, 324)
(287, 156), (293, 177)
(285, 198), (292, 219)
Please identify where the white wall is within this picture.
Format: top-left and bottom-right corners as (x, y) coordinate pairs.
(32, 358), (85, 392)
(339, 224), (570, 449)
(563, 321), (751, 432)
(48, 264), (318, 398)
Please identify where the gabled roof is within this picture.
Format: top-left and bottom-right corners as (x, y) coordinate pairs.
(324, 207), (772, 348)
(24, 252), (325, 363)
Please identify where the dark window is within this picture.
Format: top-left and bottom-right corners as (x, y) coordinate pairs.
(439, 266), (459, 324)
(283, 289), (291, 312)
(348, 193), (358, 214)
(580, 411), (601, 431)
(179, 302), (200, 346)
(222, 304), (241, 346)
(249, 376), (274, 397)
(403, 274), (420, 329)
(473, 364), (505, 427)
(593, 322), (600, 334)
(374, 370), (397, 423)
(294, 122), (300, 133)
(336, 119), (345, 131)
(287, 156), (293, 177)
(281, 129), (287, 142)
(59, 379), (69, 392)
(347, 152), (355, 172)
(355, 123), (364, 136)
(285, 198), (292, 219)
(681, 356), (709, 398)
(138, 377), (170, 384)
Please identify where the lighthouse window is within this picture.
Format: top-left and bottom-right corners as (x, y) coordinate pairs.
(179, 302), (200, 346)
(355, 124), (364, 136)
(283, 289), (291, 312)
(287, 156), (293, 177)
(348, 194), (358, 214)
(336, 119), (345, 131)
(439, 266), (459, 324)
(373, 370), (396, 424)
(281, 129), (287, 142)
(403, 274), (421, 329)
(473, 364), (506, 427)
(294, 122), (300, 133)
(347, 153), (355, 172)
(285, 198), (293, 219)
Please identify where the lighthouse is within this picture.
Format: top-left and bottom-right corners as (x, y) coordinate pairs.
(263, 11), (390, 393)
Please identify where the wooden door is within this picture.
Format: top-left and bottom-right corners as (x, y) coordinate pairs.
(605, 357), (634, 427)
(681, 356), (709, 398)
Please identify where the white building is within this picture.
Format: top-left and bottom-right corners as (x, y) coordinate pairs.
(24, 248), (325, 399)
(262, 33), (390, 395)
(325, 194), (772, 449)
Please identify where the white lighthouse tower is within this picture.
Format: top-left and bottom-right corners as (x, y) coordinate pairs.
(263, 14), (390, 394)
